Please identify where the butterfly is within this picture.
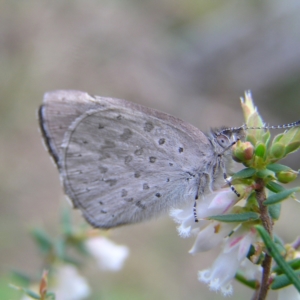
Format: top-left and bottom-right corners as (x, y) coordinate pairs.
(39, 90), (244, 229)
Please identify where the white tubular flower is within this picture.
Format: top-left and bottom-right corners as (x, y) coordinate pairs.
(239, 257), (262, 280)
(189, 221), (236, 253)
(171, 186), (262, 296)
(53, 264), (91, 300)
(170, 188), (240, 238)
(278, 285), (300, 300)
(85, 237), (129, 272)
(198, 227), (257, 296)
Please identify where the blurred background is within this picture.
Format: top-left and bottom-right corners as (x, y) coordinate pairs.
(1, 0), (300, 299)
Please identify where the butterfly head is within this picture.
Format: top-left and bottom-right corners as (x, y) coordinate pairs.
(209, 125), (246, 155)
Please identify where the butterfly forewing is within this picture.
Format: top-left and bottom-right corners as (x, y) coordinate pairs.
(40, 90), (213, 228)
(39, 90), (102, 167)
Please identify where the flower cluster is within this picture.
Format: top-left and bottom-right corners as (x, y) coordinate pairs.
(171, 186), (261, 296)
(171, 92), (300, 297)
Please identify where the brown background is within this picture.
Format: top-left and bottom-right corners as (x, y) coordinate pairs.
(1, 1), (300, 299)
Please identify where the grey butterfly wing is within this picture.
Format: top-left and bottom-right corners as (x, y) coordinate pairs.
(39, 90), (100, 168)
(40, 90), (213, 229)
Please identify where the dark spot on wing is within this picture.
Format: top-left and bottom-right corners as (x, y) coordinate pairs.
(117, 115), (122, 120)
(99, 201), (104, 205)
(120, 128), (132, 141)
(124, 197), (134, 202)
(136, 201), (146, 209)
(134, 171), (141, 178)
(178, 147), (183, 153)
(121, 189), (128, 197)
(143, 183), (149, 190)
(102, 140), (116, 149)
(144, 122), (154, 132)
(155, 193), (161, 198)
(187, 171), (195, 177)
(66, 152), (82, 158)
(149, 156), (156, 163)
(169, 162), (173, 166)
(158, 138), (165, 145)
(125, 155), (133, 164)
(83, 140), (88, 144)
(99, 166), (108, 173)
(166, 178), (170, 182)
(134, 148), (143, 156)
(105, 179), (117, 186)
(98, 123), (105, 129)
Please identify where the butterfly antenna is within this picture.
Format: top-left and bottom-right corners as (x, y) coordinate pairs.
(220, 119), (300, 134)
(245, 119), (300, 130)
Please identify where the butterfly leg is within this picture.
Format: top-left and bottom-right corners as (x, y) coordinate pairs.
(219, 159), (240, 197)
(193, 174), (209, 222)
(193, 200), (198, 222)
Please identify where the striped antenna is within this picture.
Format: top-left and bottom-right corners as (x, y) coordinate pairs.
(220, 119), (300, 135)
(246, 120), (300, 130)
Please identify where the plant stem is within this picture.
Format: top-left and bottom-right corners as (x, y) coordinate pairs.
(254, 178), (273, 300)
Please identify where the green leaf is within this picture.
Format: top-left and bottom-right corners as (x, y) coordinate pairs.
(264, 187), (300, 205)
(232, 168), (256, 180)
(262, 131), (271, 147)
(273, 258), (300, 274)
(284, 141), (300, 155)
(54, 239), (66, 260)
(31, 228), (53, 253)
(266, 181), (285, 193)
(24, 289), (41, 299)
(10, 285), (41, 299)
(46, 292), (56, 300)
(272, 133), (284, 144)
(268, 203), (281, 220)
(255, 143), (266, 158)
(270, 143), (285, 159)
(61, 206), (72, 236)
(267, 164), (291, 173)
(273, 236), (286, 257)
(208, 212), (259, 222)
(256, 225), (300, 292)
(235, 272), (258, 289)
(271, 270), (300, 290)
(256, 169), (275, 179)
(279, 126), (300, 145)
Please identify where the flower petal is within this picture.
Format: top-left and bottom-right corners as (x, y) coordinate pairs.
(54, 265), (90, 300)
(189, 222), (236, 253)
(85, 237), (129, 272)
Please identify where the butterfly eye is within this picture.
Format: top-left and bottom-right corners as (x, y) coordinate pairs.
(216, 134), (230, 148)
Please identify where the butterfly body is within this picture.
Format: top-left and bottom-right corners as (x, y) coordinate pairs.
(39, 90), (239, 228)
